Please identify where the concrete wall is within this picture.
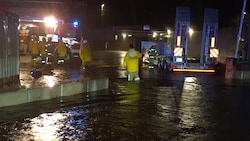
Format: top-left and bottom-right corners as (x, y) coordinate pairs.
(0, 78), (109, 108)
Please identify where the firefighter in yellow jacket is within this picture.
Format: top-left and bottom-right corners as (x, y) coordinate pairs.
(79, 40), (92, 69)
(28, 38), (39, 66)
(39, 37), (47, 64)
(56, 39), (67, 64)
(122, 44), (142, 81)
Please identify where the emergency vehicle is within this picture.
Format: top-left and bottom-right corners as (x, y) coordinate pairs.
(19, 16), (81, 62)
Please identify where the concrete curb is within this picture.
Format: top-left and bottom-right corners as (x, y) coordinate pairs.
(0, 78), (109, 108)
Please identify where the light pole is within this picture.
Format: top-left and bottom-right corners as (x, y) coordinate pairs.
(101, 3), (105, 24)
(235, 0), (247, 59)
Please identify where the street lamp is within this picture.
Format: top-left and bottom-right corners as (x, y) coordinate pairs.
(235, 0), (247, 58)
(101, 3), (105, 15)
(100, 3), (105, 24)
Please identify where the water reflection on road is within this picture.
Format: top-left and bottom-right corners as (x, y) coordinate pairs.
(1, 50), (250, 140)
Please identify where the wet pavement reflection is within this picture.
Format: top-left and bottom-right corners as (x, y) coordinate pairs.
(1, 50), (250, 140)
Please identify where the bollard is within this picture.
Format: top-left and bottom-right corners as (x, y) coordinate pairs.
(225, 57), (236, 79)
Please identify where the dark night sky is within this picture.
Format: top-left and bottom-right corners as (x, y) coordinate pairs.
(84, 0), (248, 29)
(2, 0), (247, 30)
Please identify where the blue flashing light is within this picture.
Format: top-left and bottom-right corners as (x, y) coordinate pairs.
(73, 20), (79, 28)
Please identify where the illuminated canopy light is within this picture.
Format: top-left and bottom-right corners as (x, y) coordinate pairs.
(122, 33), (127, 39)
(44, 16), (57, 27)
(153, 32), (157, 38)
(167, 29), (171, 34)
(128, 34), (132, 37)
(115, 34), (118, 40)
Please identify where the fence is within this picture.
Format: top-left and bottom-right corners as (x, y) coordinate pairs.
(0, 11), (19, 87)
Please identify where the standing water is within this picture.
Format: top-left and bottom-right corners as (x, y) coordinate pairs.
(1, 50), (250, 141)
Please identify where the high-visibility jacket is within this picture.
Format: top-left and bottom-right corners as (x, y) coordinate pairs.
(39, 40), (47, 57)
(29, 40), (39, 56)
(57, 41), (67, 58)
(79, 45), (92, 63)
(122, 48), (142, 72)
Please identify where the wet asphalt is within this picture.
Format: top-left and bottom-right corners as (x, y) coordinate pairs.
(1, 50), (250, 141)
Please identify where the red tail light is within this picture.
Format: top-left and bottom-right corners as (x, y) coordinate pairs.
(171, 66), (177, 69)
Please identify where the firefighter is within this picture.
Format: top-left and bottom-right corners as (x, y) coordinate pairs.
(28, 37), (39, 67)
(45, 37), (54, 64)
(122, 44), (142, 81)
(148, 44), (158, 68)
(79, 39), (92, 69)
(56, 39), (67, 64)
(39, 37), (47, 64)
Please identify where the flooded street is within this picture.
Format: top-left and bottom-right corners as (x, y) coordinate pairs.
(1, 50), (250, 141)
